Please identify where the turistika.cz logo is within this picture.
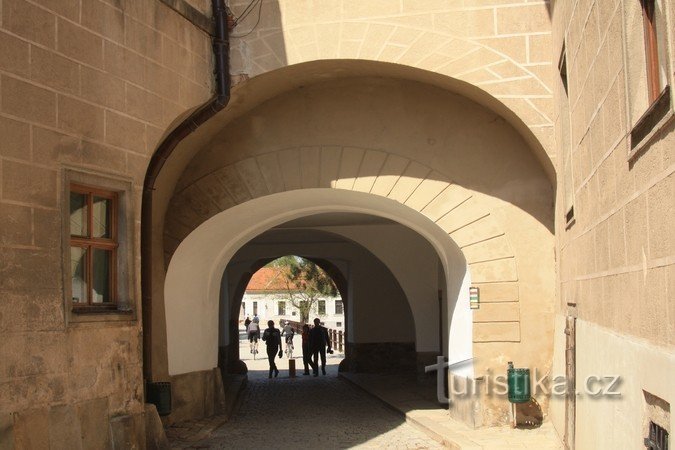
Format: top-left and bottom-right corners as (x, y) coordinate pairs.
(424, 357), (621, 404)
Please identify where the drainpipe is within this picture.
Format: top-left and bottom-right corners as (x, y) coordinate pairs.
(141, 0), (230, 381)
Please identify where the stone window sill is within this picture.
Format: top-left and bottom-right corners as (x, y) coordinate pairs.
(629, 86), (673, 161)
(72, 306), (133, 315)
(69, 303), (136, 324)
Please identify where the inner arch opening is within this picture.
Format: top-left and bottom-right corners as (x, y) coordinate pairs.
(163, 189), (472, 380)
(229, 255), (349, 378)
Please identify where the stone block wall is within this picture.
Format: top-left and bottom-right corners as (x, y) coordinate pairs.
(0, 0), (212, 446)
(553, 0), (674, 349)
(227, 0), (555, 166)
(551, 0), (675, 446)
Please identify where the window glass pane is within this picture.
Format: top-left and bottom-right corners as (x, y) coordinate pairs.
(70, 192), (88, 237)
(335, 300), (344, 314)
(92, 248), (112, 303)
(71, 246), (87, 303)
(318, 300), (326, 315)
(92, 196), (112, 238)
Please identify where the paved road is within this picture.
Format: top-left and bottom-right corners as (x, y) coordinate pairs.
(183, 375), (442, 449)
(171, 332), (442, 449)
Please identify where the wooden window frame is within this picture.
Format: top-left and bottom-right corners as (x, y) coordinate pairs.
(70, 183), (119, 311)
(628, 0), (673, 156)
(641, 0), (661, 104)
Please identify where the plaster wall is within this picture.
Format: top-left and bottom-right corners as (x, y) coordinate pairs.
(0, 0), (211, 445)
(550, 0), (675, 441)
(574, 319), (675, 449)
(552, 0), (675, 346)
(163, 189), (471, 376)
(159, 76), (554, 425)
(226, 0), (555, 163)
(225, 232), (417, 345)
(320, 224), (441, 352)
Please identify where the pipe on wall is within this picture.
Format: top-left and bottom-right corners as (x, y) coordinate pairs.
(141, 0), (230, 380)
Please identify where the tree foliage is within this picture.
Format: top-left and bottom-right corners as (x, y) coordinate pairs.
(269, 256), (337, 324)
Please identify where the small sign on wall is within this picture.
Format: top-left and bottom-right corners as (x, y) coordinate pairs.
(470, 286), (480, 309)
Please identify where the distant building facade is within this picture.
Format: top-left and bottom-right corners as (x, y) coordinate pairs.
(240, 266), (344, 331)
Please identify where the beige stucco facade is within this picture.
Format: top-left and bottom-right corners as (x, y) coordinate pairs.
(0, 0), (672, 448)
(550, 0), (675, 448)
(0, 0), (212, 446)
(156, 74), (555, 428)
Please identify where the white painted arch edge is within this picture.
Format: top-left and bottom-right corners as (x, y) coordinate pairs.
(164, 188), (473, 376)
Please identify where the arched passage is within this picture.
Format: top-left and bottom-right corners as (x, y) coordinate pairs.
(164, 189), (471, 375)
(221, 227), (424, 375)
(219, 253), (353, 374)
(145, 64), (555, 428)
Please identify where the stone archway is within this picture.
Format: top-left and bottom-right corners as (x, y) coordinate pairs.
(219, 253), (353, 375)
(164, 189), (471, 375)
(221, 226), (426, 376)
(145, 69), (555, 427)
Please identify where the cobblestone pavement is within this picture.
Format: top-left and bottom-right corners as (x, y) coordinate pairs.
(169, 331), (442, 449)
(171, 374), (443, 449)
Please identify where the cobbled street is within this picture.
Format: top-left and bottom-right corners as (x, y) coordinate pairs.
(169, 333), (442, 449)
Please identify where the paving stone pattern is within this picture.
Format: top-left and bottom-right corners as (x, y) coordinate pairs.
(169, 373), (442, 449)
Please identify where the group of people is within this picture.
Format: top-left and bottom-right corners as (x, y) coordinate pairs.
(244, 316), (333, 378)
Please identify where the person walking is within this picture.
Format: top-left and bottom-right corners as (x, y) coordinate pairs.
(281, 320), (295, 356)
(309, 318), (332, 376)
(301, 324), (316, 375)
(246, 318), (260, 354)
(262, 320), (282, 378)
(244, 316), (251, 329)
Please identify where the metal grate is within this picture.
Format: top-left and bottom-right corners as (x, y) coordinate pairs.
(645, 421), (669, 450)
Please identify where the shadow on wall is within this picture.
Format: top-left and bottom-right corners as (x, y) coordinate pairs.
(228, 0), (287, 80)
(147, 0), (557, 431)
(164, 73), (555, 260)
(219, 227), (419, 375)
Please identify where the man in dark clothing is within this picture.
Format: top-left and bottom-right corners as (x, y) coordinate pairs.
(309, 318), (332, 376)
(262, 320), (282, 378)
(301, 324), (317, 375)
(244, 316), (251, 329)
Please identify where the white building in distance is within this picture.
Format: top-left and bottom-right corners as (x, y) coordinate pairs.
(240, 266), (345, 331)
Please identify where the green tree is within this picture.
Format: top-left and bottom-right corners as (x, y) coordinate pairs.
(270, 256), (337, 324)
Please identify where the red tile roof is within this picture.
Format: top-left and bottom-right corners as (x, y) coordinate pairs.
(246, 267), (301, 292)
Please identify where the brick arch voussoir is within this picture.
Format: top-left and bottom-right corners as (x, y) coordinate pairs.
(163, 146), (519, 286)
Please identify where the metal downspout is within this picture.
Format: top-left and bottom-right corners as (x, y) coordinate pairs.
(141, 0), (230, 380)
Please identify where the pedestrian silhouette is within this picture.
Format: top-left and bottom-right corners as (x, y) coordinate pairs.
(301, 324), (317, 375)
(309, 318), (332, 376)
(262, 320), (282, 378)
